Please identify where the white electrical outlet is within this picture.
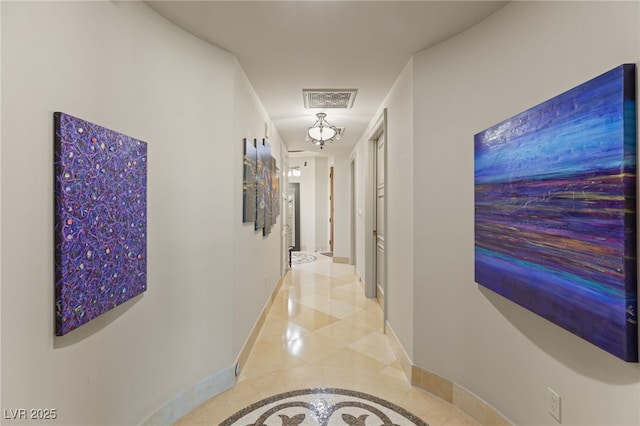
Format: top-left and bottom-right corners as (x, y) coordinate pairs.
(548, 388), (561, 423)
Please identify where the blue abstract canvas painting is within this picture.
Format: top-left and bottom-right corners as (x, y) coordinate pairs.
(474, 65), (637, 361)
(54, 112), (147, 335)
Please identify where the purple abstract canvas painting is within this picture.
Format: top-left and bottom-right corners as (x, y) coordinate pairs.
(474, 65), (637, 361)
(54, 112), (147, 335)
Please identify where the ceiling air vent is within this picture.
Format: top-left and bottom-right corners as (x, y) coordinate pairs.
(303, 89), (358, 109)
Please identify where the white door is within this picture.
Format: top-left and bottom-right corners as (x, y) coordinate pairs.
(375, 132), (386, 305)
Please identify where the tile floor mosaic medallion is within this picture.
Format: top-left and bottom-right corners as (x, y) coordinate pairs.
(220, 388), (429, 426)
(291, 253), (317, 265)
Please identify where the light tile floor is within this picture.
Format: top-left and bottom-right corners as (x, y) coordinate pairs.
(175, 254), (479, 425)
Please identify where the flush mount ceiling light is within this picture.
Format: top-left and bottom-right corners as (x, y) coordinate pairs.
(306, 113), (340, 149)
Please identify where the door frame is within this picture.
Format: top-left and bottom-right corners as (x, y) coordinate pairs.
(364, 108), (388, 331)
(329, 166), (334, 253)
(281, 150), (289, 276)
(350, 158), (356, 265)
(288, 182), (301, 251)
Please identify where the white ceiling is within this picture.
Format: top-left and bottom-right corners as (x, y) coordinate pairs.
(146, 1), (507, 156)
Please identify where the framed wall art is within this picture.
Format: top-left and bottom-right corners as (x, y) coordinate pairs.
(474, 64), (638, 361)
(243, 138), (257, 223)
(263, 154), (274, 236)
(247, 138), (280, 236)
(54, 112), (147, 335)
(255, 139), (269, 233)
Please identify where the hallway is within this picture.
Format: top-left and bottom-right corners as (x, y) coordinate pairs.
(175, 254), (479, 425)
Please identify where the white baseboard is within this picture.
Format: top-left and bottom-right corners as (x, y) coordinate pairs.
(384, 321), (512, 425)
(140, 276), (286, 426)
(140, 365), (236, 426)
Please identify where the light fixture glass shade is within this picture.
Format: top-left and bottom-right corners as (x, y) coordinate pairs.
(306, 113), (340, 149)
(308, 126), (336, 141)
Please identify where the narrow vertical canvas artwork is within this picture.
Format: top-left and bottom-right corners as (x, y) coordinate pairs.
(255, 139), (268, 232)
(250, 138), (279, 235)
(272, 164), (280, 224)
(474, 64), (638, 361)
(54, 112), (148, 335)
(243, 138), (257, 223)
(262, 142), (274, 236)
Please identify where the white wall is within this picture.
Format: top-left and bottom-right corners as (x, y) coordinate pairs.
(351, 59), (415, 351)
(352, 138), (372, 281)
(381, 60), (414, 356)
(1, 2), (283, 425)
(232, 59), (285, 357)
(330, 155), (351, 260)
(412, 2), (639, 425)
(315, 156), (329, 253)
(0, 1), (4, 412)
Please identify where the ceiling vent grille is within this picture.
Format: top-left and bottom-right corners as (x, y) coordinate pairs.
(303, 89), (358, 109)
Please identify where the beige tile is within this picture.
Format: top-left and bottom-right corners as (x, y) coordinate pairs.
(284, 332), (343, 365)
(296, 284), (333, 299)
(381, 365), (409, 382)
(330, 288), (379, 310)
(269, 298), (305, 319)
(256, 316), (290, 336)
(242, 340), (310, 378)
(323, 365), (383, 390)
(342, 309), (384, 332)
(259, 321), (310, 346)
(315, 319), (372, 347)
(328, 273), (359, 285)
(296, 293), (333, 309)
(453, 384), (513, 426)
(413, 366), (454, 403)
(245, 366), (325, 395)
(348, 331), (399, 365)
(442, 414), (483, 426)
(319, 347), (388, 372)
(313, 299), (363, 319)
(287, 307), (340, 331)
(274, 365), (326, 389)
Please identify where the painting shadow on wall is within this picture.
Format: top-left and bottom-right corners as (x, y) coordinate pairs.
(479, 286), (639, 384)
(53, 293), (143, 348)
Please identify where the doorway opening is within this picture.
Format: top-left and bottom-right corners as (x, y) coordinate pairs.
(287, 182), (300, 251)
(363, 109), (387, 330)
(328, 166), (334, 256)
